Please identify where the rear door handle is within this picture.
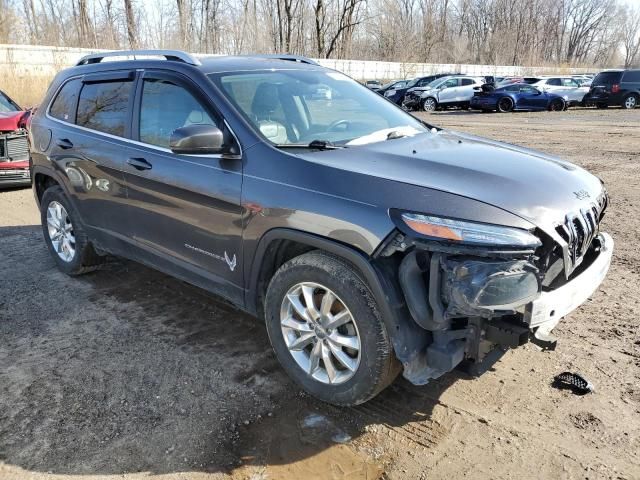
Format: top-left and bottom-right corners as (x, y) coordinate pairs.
(55, 138), (74, 149)
(127, 157), (153, 171)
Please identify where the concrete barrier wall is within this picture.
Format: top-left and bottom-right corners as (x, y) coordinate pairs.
(0, 43), (599, 80)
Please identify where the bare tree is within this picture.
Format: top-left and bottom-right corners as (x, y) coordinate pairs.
(124, 0), (137, 48)
(2, 0), (639, 69)
(620, 4), (640, 68)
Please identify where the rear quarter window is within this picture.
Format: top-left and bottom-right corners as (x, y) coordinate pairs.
(593, 71), (623, 85)
(76, 80), (133, 137)
(49, 78), (82, 122)
(622, 70), (640, 83)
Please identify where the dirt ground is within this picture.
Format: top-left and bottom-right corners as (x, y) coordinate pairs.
(1, 108), (639, 480)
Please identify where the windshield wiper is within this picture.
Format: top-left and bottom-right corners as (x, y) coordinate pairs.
(275, 140), (344, 150)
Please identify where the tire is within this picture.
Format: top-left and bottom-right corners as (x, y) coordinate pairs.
(622, 94), (638, 109)
(264, 251), (399, 406)
(497, 97), (514, 113)
(549, 98), (565, 112)
(422, 97), (437, 112)
(40, 185), (103, 275)
(596, 103), (608, 109)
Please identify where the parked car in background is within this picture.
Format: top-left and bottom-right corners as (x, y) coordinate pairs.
(470, 83), (566, 112)
(377, 80), (408, 99)
(403, 75), (484, 111)
(571, 74), (593, 86)
(0, 89), (31, 188)
(531, 76), (589, 106)
(496, 77), (541, 88)
(384, 73), (458, 105)
(584, 70), (640, 109)
(365, 80), (382, 91)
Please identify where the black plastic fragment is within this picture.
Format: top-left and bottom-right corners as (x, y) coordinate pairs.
(552, 371), (594, 395)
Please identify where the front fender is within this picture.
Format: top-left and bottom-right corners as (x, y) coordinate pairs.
(246, 227), (429, 367)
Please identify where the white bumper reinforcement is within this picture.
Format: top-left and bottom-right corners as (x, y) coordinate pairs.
(527, 232), (613, 335)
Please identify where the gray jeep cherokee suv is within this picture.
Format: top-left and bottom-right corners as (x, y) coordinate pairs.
(30, 50), (613, 406)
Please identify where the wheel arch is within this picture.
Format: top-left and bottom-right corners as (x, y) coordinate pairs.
(246, 228), (427, 365)
(32, 166), (67, 209)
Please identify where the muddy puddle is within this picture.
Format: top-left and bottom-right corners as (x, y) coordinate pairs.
(232, 408), (383, 479)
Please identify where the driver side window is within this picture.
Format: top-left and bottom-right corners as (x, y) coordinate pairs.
(139, 78), (215, 148)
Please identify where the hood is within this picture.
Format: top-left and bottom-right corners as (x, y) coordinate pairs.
(297, 130), (604, 236)
(0, 111), (28, 132)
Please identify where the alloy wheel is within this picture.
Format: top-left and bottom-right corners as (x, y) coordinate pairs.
(498, 98), (513, 112)
(280, 282), (361, 385)
(46, 201), (76, 262)
(423, 98), (436, 111)
(624, 96), (637, 109)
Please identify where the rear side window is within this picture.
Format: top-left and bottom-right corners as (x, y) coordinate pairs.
(593, 71), (623, 85)
(622, 70), (640, 82)
(461, 78), (475, 86)
(441, 78), (459, 88)
(547, 78), (561, 86)
(561, 78), (579, 87)
(139, 78), (215, 148)
(76, 81), (133, 137)
(49, 79), (82, 122)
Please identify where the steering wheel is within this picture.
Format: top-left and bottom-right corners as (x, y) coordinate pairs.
(327, 119), (351, 132)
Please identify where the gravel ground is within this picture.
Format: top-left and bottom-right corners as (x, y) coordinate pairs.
(1, 107), (639, 480)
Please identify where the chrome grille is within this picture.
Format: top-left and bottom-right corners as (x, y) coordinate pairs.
(556, 191), (608, 275)
(8, 135), (29, 158)
(0, 132), (29, 162)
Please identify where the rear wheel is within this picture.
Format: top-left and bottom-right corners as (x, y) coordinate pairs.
(264, 251), (399, 406)
(40, 186), (103, 275)
(497, 97), (514, 113)
(622, 94), (637, 109)
(422, 97), (437, 112)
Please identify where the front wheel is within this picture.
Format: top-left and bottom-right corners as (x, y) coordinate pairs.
(622, 94), (637, 109)
(422, 97), (437, 112)
(264, 251), (399, 406)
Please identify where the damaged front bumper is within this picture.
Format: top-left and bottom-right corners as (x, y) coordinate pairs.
(388, 231), (613, 385)
(527, 232), (613, 338)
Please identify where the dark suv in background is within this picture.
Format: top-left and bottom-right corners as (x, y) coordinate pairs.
(30, 50), (613, 406)
(584, 69), (640, 109)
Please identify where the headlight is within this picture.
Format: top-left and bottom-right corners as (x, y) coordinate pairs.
(401, 213), (541, 247)
(384, 89), (396, 97)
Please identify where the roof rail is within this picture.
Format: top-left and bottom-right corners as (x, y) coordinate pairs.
(76, 50), (201, 67)
(249, 54), (320, 66)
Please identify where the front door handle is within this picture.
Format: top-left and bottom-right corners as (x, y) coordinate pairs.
(55, 138), (74, 149)
(127, 157), (153, 171)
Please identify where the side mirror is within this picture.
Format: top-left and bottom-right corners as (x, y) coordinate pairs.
(170, 124), (225, 155)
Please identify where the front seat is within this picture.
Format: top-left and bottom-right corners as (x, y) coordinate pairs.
(250, 83), (289, 144)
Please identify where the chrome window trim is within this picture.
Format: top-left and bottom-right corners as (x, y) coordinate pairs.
(45, 75), (243, 160)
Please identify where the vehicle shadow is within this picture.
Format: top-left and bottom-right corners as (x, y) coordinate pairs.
(0, 225), (493, 477)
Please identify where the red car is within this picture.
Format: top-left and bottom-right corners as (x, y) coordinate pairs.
(0, 90), (31, 187)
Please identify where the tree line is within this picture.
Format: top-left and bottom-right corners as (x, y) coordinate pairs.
(1, 0), (639, 67)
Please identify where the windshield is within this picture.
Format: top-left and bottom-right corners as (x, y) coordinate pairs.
(425, 78), (444, 89)
(209, 69), (427, 147)
(0, 91), (20, 113)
